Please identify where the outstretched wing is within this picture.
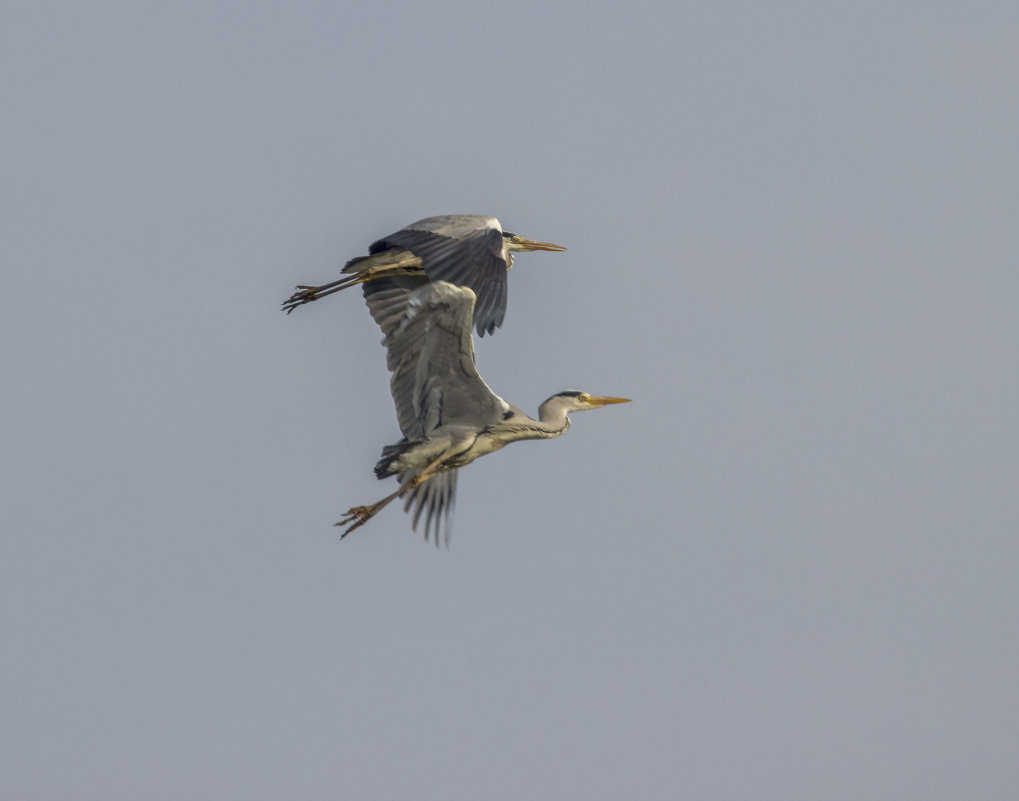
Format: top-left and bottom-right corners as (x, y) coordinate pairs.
(368, 215), (509, 337)
(363, 279), (509, 440)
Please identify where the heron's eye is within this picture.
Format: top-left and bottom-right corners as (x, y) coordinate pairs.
(577, 393), (590, 403)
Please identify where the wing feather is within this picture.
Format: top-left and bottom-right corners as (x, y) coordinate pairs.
(400, 469), (457, 546)
(363, 280), (508, 439)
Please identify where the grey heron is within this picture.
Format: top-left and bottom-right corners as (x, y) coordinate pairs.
(336, 278), (630, 544)
(282, 214), (565, 336)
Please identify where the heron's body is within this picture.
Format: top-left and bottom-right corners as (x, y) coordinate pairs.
(336, 280), (629, 544)
(283, 214), (564, 336)
(374, 403), (573, 477)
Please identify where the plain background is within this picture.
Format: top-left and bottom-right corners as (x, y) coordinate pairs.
(2, 2), (1017, 799)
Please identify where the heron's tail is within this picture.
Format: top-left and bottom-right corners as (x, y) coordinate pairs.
(374, 439), (423, 479)
(341, 248), (421, 276)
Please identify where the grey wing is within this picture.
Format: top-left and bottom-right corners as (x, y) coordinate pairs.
(399, 469), (457, 547)
(361, 274), (430, 342)
(371, 218), (508, 337)
(364, 280), (509, 439)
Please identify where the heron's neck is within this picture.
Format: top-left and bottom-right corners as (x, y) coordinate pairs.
(489, 399), (572, 444)
(533, 398), (574, 437)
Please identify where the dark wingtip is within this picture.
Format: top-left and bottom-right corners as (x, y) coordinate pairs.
(475, 319), (498, 338)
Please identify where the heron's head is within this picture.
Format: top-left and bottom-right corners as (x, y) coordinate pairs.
(501, 231), (566, 264)
(542, 390), (631, 414)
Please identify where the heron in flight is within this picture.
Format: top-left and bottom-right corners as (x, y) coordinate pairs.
(282, 214), (565, 336)
(336, 278), (630, 544)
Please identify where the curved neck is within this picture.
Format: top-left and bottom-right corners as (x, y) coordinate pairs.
(534, 396), (575, 436)
(489, 400), (572, 444)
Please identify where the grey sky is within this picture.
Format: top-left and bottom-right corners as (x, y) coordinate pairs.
(2, 2), (1017, 799)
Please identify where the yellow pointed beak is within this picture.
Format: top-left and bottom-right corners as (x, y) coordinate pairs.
(517, 238), (566, 252)
(587, 395), (632, 407)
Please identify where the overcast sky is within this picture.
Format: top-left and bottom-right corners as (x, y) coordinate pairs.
(2, 2), (1017, 799)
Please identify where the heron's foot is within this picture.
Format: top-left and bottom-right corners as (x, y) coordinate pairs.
(282, 285), (323, 314)
(334, 504), (378, 538)
(282, 274), (368, 314)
